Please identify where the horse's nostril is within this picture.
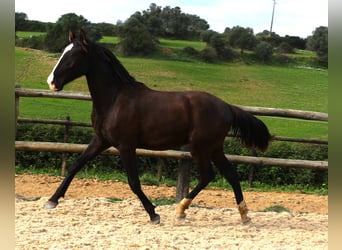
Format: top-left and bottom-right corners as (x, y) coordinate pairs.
(48, 81), (58, 91)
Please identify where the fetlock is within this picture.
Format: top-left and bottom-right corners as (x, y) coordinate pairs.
(238, 200), (251, 224)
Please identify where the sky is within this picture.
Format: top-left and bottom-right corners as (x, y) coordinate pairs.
(15, 0), (328, 38)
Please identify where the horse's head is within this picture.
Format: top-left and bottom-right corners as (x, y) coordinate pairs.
(47, 29), (91, 91)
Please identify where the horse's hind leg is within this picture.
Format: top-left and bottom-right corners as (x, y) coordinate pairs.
(212, 149), (251, 224)
(45, 136), (109, 209)
(176, 152), (215, 219)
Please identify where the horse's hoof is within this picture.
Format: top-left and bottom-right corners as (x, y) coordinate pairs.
(150, 214), (160, 225)
(241, 216), (251, 225)
(45, 201), (58, 209)
(176, 212), (186, 220)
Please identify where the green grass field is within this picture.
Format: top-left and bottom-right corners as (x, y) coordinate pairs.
(16, 31), (46, 38)
(15, 35), (328, 140)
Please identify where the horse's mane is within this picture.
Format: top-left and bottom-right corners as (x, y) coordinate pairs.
(92, 42), (137, 85)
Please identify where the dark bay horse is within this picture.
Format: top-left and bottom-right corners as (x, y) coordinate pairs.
(45, 29), (272, 224)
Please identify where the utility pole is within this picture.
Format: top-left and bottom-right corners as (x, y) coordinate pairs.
(270, 0), (276, 35)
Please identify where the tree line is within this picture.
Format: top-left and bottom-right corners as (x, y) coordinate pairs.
(15, 3), (328, 66)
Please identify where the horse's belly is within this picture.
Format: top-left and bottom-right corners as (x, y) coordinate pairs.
(138, 126), (189, 150)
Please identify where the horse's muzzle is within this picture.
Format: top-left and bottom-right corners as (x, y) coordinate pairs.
(48, 81), (59, 91)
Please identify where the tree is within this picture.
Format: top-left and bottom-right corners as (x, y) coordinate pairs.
(93, 22), (117, 36)
(143, 3), (164, 36)
(117, 12), (158, 56)
(201, 30), (219, 43)
(228, 26), (257, 54)
(277, 42), (294, 54)
(45, 13), (102, 52)
(255, 30), (282, 47)
(200, 30), (235, 61)
(306, 26), (328, 66)
(15, 12), (48, 33)
(15, 12), (28, 31)
(283, 35), (306, 50)
(254, 41), (273, 63)
(208, 34), (235, 60)
(141, 4), (209, 40)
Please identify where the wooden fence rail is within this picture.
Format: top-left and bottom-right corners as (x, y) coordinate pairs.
(15, 88), (328, 121)
(15, 141), (328, 170)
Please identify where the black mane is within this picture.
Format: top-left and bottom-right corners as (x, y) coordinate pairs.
(92, 42), (137, 85)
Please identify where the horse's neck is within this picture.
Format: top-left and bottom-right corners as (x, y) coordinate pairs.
(85, 66), (122, 115)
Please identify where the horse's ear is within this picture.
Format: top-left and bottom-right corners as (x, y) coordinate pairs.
(79, 28), (89, 53)
(69, 30), (75, 42)
(79, 29), (88, 45)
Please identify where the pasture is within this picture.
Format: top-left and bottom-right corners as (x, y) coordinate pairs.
(15, 44), (327, 139)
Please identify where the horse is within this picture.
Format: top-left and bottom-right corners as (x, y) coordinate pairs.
(45, 29), (272, 224)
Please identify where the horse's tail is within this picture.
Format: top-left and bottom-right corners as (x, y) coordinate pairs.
(230, 105), (273, 152)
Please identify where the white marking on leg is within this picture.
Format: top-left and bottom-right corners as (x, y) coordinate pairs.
(238, 200), (251, 224)
(47, 43), (74, 87)
(176, 198), (192, 219)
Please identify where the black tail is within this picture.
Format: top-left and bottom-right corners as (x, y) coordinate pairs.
(230, 105), (272, 152)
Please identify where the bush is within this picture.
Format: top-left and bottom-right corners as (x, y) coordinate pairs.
(276, 54), (293, 64)
(229, 140), (328, 188)
(182, 46), (199, 57)
(254, 41), (273, 63)
(118, 29), (158, 56)
(15, 35), (46, 50)
(277, 42), (294, 54)
(199, 46), (217, 63)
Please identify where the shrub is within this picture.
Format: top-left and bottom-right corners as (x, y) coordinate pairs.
(277, 42), (294, 54)
(276, 54), (293, 64)
(233, 140), (328, 187)
(118, 30), (158, 56)
(199, 46), (217, 63)
(182, 46), (199, 57)
(254, 41), (273, 63)
(15, 35), (45, 50)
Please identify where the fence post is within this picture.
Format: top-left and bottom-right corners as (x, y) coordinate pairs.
(156, 158), (164, 181)
(175, 144), (191, 202)
(15, 85), (20, 136)
(248, 149), (257, 188)
(61, 115), (71, 176)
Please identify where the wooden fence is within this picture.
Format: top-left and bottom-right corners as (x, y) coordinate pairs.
(15, 141), (328, 170)
(15, 88), (328, 198)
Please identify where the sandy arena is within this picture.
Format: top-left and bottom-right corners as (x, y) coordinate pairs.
(15, 174), (328, 249)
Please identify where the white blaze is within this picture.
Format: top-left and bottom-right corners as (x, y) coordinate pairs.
(47, 43), (74, 89)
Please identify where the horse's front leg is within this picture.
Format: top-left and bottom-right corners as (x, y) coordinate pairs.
(45, 136), (109, 209)
(119, 147), (160, 224)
